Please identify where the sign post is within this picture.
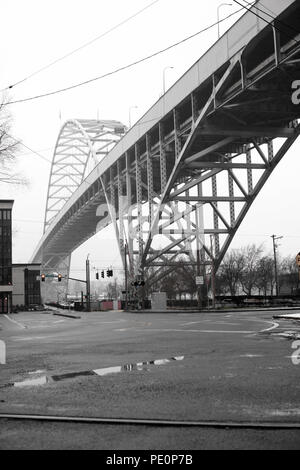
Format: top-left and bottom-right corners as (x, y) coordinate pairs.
(195, 276), (204, 285)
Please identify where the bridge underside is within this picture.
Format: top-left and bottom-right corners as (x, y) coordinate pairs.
(32, 1), (300, 301)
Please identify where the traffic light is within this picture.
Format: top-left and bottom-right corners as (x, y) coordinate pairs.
(58, 273), (62, 282)
(106, 269), (110, 278)
(133, 280), (145, 287)
(101, 270), (104, 278)
(96, 272), (99, 280)
(41, 274), (45, 282)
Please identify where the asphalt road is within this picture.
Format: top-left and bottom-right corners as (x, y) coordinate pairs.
(0, 308), (300, 449)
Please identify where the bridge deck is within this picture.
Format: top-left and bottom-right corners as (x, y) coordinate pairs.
(31, 0), (300, 271)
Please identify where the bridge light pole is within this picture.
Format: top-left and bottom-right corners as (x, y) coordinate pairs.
(163, 66), (174, 95)
(217, 3), (232, 38)
(128, 106), (138, 128)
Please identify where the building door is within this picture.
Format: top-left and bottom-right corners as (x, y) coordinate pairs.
(0, 294), (8, 314)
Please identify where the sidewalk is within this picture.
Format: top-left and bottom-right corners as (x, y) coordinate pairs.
(127, 306), (300, 314)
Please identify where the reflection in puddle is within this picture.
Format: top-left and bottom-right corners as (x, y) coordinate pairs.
(28, 370), (46, 375)
(11, 355), (185, 387)
(14, 376), (49, 387)
(268, 409), (300, 416)
(239, 354), (263, 358)
(93, 366), (122, 376)
(51, 370), (95, 382)
(9, 356), (184, 388)
(93, 356), (184, 377)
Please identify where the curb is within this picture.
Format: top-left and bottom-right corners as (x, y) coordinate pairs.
(273, 314), (300, 320)
(52, 313), (81, 319)
(127, 306), (300, 314)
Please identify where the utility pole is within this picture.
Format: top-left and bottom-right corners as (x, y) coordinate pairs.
(271, 234), (283, 297)
(86, 255), (91, 312)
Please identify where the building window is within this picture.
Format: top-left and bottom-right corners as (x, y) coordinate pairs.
(24, 269), (41, 306)
(0, 208), (12, 285)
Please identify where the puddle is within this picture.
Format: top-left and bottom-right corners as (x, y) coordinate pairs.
(28, 370), (46, 375)
(93, 356), (184, 377)
(93, 366), (123, 376)
(14, 376), (49, 387)
(51, 370), (95, 382)
(9, 356), (185, 387)
(272, 331), (300, 340)
(239, 354), (264, 358)
(268, 409), (300, 416)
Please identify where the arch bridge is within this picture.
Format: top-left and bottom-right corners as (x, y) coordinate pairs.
(31, 0), (300, 301)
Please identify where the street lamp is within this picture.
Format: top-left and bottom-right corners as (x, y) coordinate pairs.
(163, 66), (174, 95)
(217, 3), (232, 38)
(128, 106), (138, 128)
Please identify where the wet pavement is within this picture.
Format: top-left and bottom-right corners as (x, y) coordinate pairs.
(0, 308), (300, 449)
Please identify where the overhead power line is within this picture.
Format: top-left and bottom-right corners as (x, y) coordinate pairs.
(0, 0), (161, 93)
(5, 7), (244, 106)
(233, 0), (300, 44)
(241, 0), (300, 36)
(7, 133), (52, 163)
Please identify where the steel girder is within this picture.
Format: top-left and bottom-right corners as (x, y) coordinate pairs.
(37, 2), (300, 302)
(109, 27), (300, 290)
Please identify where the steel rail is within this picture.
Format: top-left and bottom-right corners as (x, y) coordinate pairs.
(0, 413), (299, 429)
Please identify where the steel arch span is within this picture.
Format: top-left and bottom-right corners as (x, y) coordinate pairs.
(31, 0), (300, 304)
(44, 119), (126, 232)
(40, 119), (126, 300)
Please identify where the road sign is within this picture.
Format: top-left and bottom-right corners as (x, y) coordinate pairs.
(196, 276), (204, 285)
(296, 252), (300, 267)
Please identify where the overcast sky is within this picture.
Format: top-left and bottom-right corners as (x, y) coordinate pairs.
(1, 0), (299, 279)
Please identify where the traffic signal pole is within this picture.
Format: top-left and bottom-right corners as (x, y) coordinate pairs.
(86, 257), (91, 312)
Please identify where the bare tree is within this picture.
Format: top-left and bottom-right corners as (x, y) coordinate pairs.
(279, 255), (299, 294)
(255, 255), (275, 297)
(240, 244), (264, 296)
(149, 258), (197, 301)
(0, 97), (23, 185)
(105, 279), (122, 299)
(219, 249), (245, 296)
